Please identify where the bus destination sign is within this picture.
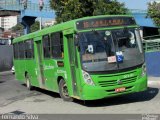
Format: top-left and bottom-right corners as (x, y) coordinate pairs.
(76, 17), (136, 30)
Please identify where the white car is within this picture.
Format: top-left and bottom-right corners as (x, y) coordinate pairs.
(11, 66), (15, 74)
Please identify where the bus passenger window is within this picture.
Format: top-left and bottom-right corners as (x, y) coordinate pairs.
(13, 43), (19, 59)
(19, 42), (25, 59)
(43, 35), (51, 58)
(51, 32), (63, 58)
(25, 40), (34, 59)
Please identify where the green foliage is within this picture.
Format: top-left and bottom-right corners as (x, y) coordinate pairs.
(30, 21), (40, 32)
(11, 23), (23, 32)
(50, 0), (128, 23)
(12, 21), (40, 33)
(148, 2), (160, 26)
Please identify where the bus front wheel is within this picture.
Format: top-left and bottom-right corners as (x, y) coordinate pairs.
(25, 74), (32, 90)
(59, 79), (73, 102)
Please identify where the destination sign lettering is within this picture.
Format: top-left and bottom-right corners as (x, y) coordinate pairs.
(76, 17), (136, 30)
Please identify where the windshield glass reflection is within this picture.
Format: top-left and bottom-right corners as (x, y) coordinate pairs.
(79, 28), (144, 72)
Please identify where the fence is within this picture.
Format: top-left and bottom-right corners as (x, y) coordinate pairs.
(0, 0), (53, 12)
(0, 45), (13, 72)
(143, 35), (160, 52)
(143, 35), (160, 77)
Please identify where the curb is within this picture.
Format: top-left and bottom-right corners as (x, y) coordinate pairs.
(0, 71), (12, 75)
(148, 77), (160, 84)
(148, 79), (160, 88)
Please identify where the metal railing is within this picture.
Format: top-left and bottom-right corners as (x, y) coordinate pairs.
(143, 35), (160, 52)
(0, 0), (53, 12)
(129, 9), (147, 14)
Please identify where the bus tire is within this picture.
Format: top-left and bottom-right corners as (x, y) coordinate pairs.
(59, 79), (73, 102)
(25, 74), (32, 90)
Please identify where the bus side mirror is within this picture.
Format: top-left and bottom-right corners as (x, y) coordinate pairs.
(135, 28), (143, 53)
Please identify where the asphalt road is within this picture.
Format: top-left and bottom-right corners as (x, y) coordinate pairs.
(0, 72), (160, 115)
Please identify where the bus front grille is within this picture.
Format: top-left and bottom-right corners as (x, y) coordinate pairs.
(98, 76), (137, 87)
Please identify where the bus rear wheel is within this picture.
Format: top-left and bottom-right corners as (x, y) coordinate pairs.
(25, 74), (32, 90)
(59, 79), (73, 102)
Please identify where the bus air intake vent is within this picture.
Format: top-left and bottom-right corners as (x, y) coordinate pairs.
(98, 76), (137, 87)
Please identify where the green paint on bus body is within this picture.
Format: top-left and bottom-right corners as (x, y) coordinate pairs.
(13, 15), (147, 100)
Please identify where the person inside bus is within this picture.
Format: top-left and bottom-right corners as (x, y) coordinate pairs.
(103, 36), (115, 57)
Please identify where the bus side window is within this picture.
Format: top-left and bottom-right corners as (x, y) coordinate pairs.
(51, 32), (63, 58)
(19, 42), (25, 59)
(25, 40), (34, 59)
(43, 35), (51, 58)
(13, 43), (19, 59)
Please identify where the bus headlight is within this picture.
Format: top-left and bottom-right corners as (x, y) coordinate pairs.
(82, 70), (95, 86)
(141, 64), (147, 76)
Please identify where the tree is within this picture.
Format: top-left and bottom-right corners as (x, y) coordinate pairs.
(12, 21), (40, 33)
(50, 0), (128, 23)
(11, 23), (23, 32)
(30, 21), (40, 32)
(148, 2), (160, 26)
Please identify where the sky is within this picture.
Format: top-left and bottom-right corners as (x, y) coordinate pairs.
(117, 0), (152, 10)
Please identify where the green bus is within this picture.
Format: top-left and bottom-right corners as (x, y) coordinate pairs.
(13, 15), (147, 101)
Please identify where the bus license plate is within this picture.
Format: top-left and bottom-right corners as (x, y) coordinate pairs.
(115, 87), (126, 92)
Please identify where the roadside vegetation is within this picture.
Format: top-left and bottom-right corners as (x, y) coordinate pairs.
(49, 0), (128, 23)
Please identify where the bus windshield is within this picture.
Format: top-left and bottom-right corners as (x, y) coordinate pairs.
(79, 28), (144, 72)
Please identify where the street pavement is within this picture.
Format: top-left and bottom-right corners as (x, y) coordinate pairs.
(0, 71), (160, 114)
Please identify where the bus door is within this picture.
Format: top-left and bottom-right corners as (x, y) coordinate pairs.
(35, 39), (45, 88)
(65, 34), (79, 97)
(42, 34), (56, 91)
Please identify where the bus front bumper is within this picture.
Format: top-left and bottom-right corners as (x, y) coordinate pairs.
(81, 76), (147, 100)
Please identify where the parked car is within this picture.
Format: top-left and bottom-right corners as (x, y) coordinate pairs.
(11, 66), (15, 74)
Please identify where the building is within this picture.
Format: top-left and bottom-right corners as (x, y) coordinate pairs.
(150, 0), (160, 3)
(0, 16), (20, 30)
(44, 19), (56, 27)
(155, 0), (160, 3)
(0, 27), (4, 36)
(0, 27), (4, 39)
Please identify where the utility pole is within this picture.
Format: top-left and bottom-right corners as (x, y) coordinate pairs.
(39, 0), (44, 30)
(40, 17), (42, 30)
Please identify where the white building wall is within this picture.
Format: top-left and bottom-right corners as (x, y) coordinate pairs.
(44, 20), (56, 27)
(0, 16), (18, 30)
(150, 0), (160, 3)
(0, 18), (1, 27)
(155, 0), (160, 3)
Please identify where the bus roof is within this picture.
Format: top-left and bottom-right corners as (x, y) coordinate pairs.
(13, 15), (134, 43)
